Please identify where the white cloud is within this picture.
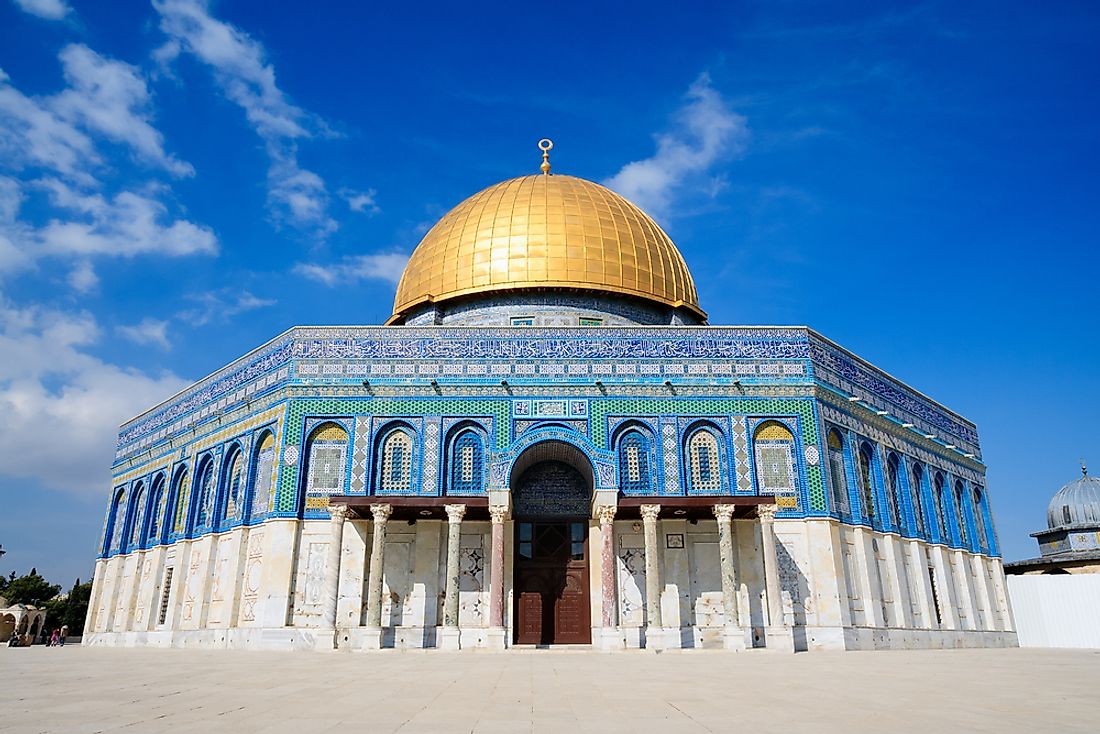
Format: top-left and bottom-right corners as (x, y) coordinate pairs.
(11, 0), (70, 20)
(604, 73), (749, 218)
(294, 252), (409, 287)
(0, 69), (99, 184)
(116, 317), (170, 349)
(34, 178), (218, 259)
(153, 0), (339, 237)
(67, 260), (98, 293)
(177, 288), (275, 327)
(51, 45), (194, 177)
(0, 301), (188, 497)
(340, 187), (379, 215)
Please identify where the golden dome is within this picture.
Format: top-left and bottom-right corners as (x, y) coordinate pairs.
(388, 174), (704, 323)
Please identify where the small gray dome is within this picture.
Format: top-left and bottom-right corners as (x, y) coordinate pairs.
(1046, 469), (1100, 529)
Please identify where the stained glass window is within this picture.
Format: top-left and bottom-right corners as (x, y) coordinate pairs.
(449, 430), (484, 494)
(754, 422), (795, 495)
(910, 463), (927, 535)
(688, 429), (722, 492)
(827, 429), (850, 515)
(858, 444), (877, 520)
(885, 453), (902, 527)
(250, 433), (276, 518)
(619, 431), (651, 493)
(380, 429), (413, 492)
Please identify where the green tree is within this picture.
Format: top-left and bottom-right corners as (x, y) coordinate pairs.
(63, 579), (92, 634)
(2, 569), (61, 606)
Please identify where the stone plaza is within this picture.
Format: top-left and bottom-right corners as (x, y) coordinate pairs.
(3, 646), (1098, 733)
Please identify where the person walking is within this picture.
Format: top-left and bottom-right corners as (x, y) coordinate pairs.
(59, 624), (68, 646)
(49, 629), (59, 647)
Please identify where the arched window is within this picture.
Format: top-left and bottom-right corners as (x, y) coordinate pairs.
(448, 428), (486, 494)
(826, 428), (850, 515)
(378, 427), (414, 493)
(144, 474), (166, 545)
(884, 453), (902, 528)
(220, 446), (245, 525)
(617, 428), (653, 494)
(909, 462), (927, 535)
(192, 456), (216, 530)
(103, 488), (125, 554)
(857, 443), (877, 521)
(953, 480), (970, 545)
(249, 432), (277, 518)
(933, 472), (948, 541)
(686, 428), (723, 493)
(169, 468), (190, 536)
(973, 487), (989, 551)
(305, 423), (350, 510)
(753, 422), (796, 495)
(125, 482), (146, 550)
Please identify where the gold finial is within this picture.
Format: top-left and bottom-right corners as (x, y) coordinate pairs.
(538, 138), (553, 174)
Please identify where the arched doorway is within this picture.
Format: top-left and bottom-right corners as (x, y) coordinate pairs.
(510, 441), (593, 645)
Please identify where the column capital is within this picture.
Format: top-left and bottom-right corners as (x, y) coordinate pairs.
(640, 504), (661, 522)
(369, 503), (393, 523)
(445, 504), (467, 523)
(489, 505), (509, 524)
(757, 503), (778, 522)
(595, 504), (617, 525)
(712, 504), (736, 523)
(328, 504), (349, 523)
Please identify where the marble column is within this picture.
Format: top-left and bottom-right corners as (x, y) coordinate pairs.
(320, 504), (348, 634)
(364, 504), (392, 630)
(759, 504), (795, 652)
(714, 504), (751, 651)
(640, 504), (663, 648)
(439, 504), (466, 650)
(597, 505), (618, 629)
(713, 505), (739, 627)
(486, 504), (508, 648)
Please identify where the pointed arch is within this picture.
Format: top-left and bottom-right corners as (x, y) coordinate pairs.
(857, 441), (878, 522)
(123, 481), (146, 551)
(144, 472), (167, 546)
(167, 465), (190, 538)
(884, 452), (902, 529)
(909, 461), (928, 536)
(303, 422), (350, 511)
(191, 454), (217, 532)
(218, 442), (246, 528)
(103, 487), (125, 555)
(932, 471), (948, 542)
(973, 486), (989, 552)
(444, 422), (487, 495)
(953, 479), (970, 546)
(683, 422), (727, 494)
(374, 422), (416, 494)
(247, 430), (278, 520)
(753, 420), (796, 495)
(613, 422), (656, 495)
(826, 427), (851, 515)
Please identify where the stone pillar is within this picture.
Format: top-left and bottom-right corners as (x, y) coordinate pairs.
(595, 504), (621, 650)
(486, 505), (508, 649)
(640, 504), (663, 649)
(439, 504), (466, 650)
(907, 539), (935, 630)
(714, 504), (749, 651)
(318, 504), (348, 648)
(952, 549), (977, 631)
(363, 503), (392, 648)
(759, 504), (795, 652)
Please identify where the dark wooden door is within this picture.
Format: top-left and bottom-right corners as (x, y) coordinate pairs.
(514, 521), (590, 644)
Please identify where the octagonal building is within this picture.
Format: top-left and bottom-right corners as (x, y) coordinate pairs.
(84, 152), (1017, 652)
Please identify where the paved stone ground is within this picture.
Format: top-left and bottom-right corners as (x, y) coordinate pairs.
(2, 646), (1098, 733)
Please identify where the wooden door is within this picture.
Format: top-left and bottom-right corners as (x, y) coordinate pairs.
(514, 521), (590, 644)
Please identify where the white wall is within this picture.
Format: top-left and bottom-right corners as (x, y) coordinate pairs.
(1007, 574), (1100, 648)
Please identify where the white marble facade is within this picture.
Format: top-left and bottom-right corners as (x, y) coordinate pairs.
(84, 510), (1016, 651)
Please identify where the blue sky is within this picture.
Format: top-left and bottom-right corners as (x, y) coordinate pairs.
(0, 0), (1096, 585)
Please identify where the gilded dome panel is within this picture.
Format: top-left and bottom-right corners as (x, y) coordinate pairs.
(389, 174), (703, 322)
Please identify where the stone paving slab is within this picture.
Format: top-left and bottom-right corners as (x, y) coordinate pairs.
(2, 646), (1098, 733)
